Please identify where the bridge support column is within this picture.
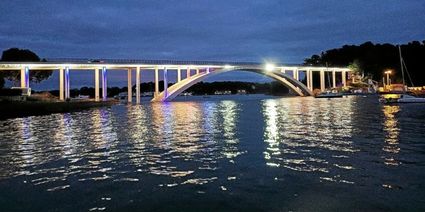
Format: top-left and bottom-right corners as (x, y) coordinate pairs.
(342, 70), (347, 87)
(320, 69), (325, 91)
(20, 66), (30, 96)
(186, 67), (190, 78)
(65, 67), (70, 99)
(95, 68), (100, 101)
(154, 67), (159, 98)
(20, 67), (26, 88)
(163, 67), (168, 99)
(59, 68), (64, 101)
(102, 67), (107, 101)
(128, 68), (132, 103)
(294, 69), (299, 81)
(310, 70), (314, 90)
(206, 67), (210, 74)
(136, 67), (141, 103)
(196, 68), (199, 75)
(177, 67), (181, 82)
(280, 68), (285, 74)
(306, 70), (310, 90)
(332, 70), (336, 88)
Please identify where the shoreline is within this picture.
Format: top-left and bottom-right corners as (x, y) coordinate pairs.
(0, 99), (117, 120)
(0, 93), (290, 120)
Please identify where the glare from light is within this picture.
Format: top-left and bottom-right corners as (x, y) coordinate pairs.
(224, 65), (234, 69)
(265, 63), (275, 72)
(384, 70), (392, 74)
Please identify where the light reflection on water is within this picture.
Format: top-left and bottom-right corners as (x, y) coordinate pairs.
(262, 97), (358, 184)
(1, 96), (425, 211)
(382, 105), (401, 166)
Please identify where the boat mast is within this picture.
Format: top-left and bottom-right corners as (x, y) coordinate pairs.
(326, 62), (331, 88)
(398, 45), (406, 86)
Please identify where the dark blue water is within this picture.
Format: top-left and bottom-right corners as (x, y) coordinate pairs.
(1, 95), (425, 211)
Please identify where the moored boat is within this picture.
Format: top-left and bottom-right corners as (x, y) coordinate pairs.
(380, 93), (425, 103)
(315, 65), (344, 98)
(379, 46), (425, 104)
(315, 90), (343, 98)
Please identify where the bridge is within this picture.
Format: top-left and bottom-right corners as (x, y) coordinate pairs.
(0, 59), (351, 102)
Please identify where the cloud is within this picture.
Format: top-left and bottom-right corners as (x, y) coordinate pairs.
(1, 0), (424, 63)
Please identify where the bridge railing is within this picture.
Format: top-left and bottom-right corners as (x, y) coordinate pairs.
(2, 58), (349, 70)
(45, 58), (270, 66)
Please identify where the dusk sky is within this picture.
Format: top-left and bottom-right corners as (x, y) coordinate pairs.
(1, 0), (424, 89)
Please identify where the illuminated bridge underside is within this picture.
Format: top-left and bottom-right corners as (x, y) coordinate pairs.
(153, 68), (313, 102)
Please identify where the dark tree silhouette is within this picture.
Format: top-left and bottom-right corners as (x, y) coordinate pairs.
(304, 41), (425, 85)
(0, 73), (4, 89)
(0, 48), (52, 88)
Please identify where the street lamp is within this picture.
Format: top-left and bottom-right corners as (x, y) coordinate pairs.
(384, 70), (392, 85)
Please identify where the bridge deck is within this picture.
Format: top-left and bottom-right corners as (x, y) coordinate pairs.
(0, 58), (350, 71)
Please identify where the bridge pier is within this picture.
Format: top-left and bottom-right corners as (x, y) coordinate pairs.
(306, 70), (311, 90)
(65, 67), (70, 99)
(186, 67), (190, 79)
(196, 68), (199, 75)
(20, 66), (30, 96)
(127, 68), (132, 103)
(320, 69), (325, 91)
(163, 67), (168, 98)
(332, 70), (336, 88)
(342, 70), (347, 87)
(310, 70), (314, 90)
(177, 67), (181, 82)
(59, 68), (64, 101)
(102, 67), (107, 101)
(136, 67), (141, 103)
(95, 68), (100, 102)
(294, 69), (299, 81)
(20, 67), (26, 88)
(154, 67), (159, 98)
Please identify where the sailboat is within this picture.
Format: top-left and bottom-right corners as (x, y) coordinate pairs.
(380, 46), (425, 103)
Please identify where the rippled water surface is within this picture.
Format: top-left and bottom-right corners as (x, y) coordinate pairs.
(1, 95), (425, 211)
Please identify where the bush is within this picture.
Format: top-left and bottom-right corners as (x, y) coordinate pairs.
(0, 89), (22, 96)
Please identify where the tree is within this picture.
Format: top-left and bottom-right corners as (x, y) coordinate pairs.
(0, 73), (5, 88)
(303, 41), (425, 85)
(347, 59), (363, 75)
(0, 48), (52, 88)
(304, 54), (322, 65)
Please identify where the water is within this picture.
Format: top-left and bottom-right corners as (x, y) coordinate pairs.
(1, 95), (425, 211)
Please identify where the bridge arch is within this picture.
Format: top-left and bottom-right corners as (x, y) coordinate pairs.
(152, 68), (314, 102)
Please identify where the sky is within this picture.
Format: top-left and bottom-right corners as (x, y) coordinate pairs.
(1, 0), (424, 89)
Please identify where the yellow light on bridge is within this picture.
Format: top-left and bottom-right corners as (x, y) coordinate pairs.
(224, 65), (234, 69)
(265, 63), (275, 72)
(384, 70), (392, 74)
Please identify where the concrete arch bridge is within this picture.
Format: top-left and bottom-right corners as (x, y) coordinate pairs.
(0, 59), (351, 102)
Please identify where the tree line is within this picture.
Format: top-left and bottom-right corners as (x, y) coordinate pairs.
(46, 81), (290, 98)
(304, 40), (425, 86)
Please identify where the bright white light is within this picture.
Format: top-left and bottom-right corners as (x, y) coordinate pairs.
(265, 63), (275, 72)
(224, 65), (233, 69)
